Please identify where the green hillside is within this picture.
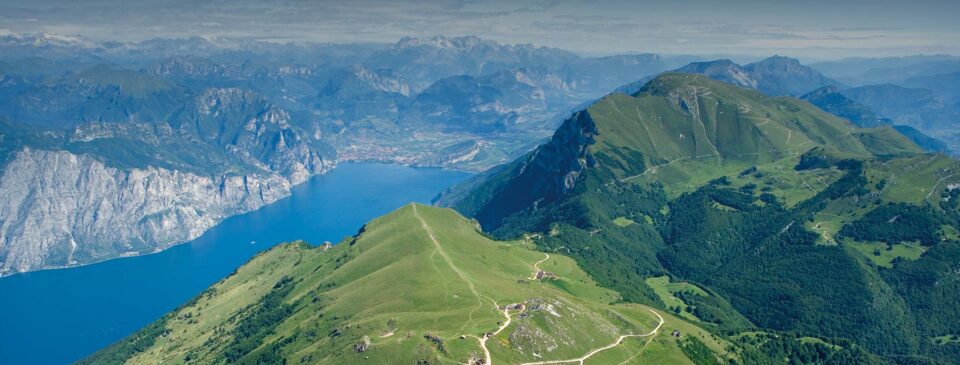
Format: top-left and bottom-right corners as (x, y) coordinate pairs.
(439, 73), (960, 364)
(440, 73), (920, 229)
(80, 205), (735, 365)
(588, 74), (919, 194)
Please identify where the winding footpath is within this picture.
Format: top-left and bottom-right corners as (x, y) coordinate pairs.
(413, 205), (664, 365)
(529, 253), (550, 280)
(412, 203), (523, 365)
(471, 299), (525, 365)
(618, 153), (721, 182)
(519, 308), (665, 365)
(411, 204), (485, 335)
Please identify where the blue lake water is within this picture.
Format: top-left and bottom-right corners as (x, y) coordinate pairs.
(0, 163), (470, 365)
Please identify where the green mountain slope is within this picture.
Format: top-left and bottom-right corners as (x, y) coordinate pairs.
(81, 204), (738, 365)
(441, 73), (920, 230)
(438, 73), (960, 363)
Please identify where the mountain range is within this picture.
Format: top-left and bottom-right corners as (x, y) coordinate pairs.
(807, 56), (960, 152)
(800, 86), (949, 152)
(87, 72), (960, 364)
(1, 32), (957, 287)
(809, 55), (960, 86)
(5, 32), (960, 364)
(437, 73), (960, 364)
(620, 56), (958, 155)
(0, 85), (333, 276)
(619, 56), (839, 97)
(0, 34), (697, 275)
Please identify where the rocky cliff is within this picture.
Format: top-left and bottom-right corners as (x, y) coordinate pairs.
(435, 110), (597, 230)
(0, 87), (335, 276)
(0, 146), (330, 276)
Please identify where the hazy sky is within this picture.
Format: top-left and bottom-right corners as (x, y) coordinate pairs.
(1, 0), (958, 59)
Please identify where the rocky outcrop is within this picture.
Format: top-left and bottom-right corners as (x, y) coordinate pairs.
(0, 147), (330, 276)
(436, 111), (597, 230)
(0, 86), (336, 276)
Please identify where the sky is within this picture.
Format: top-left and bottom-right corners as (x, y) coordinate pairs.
(0, 0), (958, 60)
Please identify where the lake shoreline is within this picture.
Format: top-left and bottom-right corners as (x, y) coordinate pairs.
(0, 162), (471, 365)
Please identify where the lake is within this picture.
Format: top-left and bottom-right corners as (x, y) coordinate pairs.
(0, 163), (470, 365)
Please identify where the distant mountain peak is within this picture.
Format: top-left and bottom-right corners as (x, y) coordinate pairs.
(745, 56), (812, 74)
(804, 84), (843, 95)
(389, 35), (559, 54)
(669, 56), (838, 96)
(685, 59), (739, 68)
(800, 85), (889, 128)
(490, 68), (538, 85)
(145, 55), (226, 77)
(342, 64), (411, 96)
(675, 60), (757, 89)
(593, 53), (665, 65)
(757, 55), (802, 64)
(393, 35), (487, 49)
(799, 84), (948, 152)
(195, 87), (262, 115)
(0, 31), (97, 48)
(638, 72), (721, 94)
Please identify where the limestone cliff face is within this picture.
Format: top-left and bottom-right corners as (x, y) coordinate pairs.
(0, 148), (319, 276)
(0, 87), (336, 276)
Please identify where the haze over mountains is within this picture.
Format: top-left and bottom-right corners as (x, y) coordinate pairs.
(2, 27), (960, 365)
(808, 56), (960, 148)
(91, 72), (960, 365)
(0, 33), (699, 276)
(1, 31), (958, 277)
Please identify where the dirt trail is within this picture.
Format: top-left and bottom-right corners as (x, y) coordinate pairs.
(470, 299), (525, 365)
(519, 308), (665, 365)
(413, 204), (533, 365)
(619, 153), (716, 181)
(742, 115), (770, 126)
(414, 204), (664, 365)
(926, 173), (955, 200)
(473, 253), (552, 364)
(411, 204), (484, 333)
(530, 253), (550, 280)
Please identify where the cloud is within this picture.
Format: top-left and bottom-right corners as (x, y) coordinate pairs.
(0, 0), (956, 58)
(514, 0), (561, 13)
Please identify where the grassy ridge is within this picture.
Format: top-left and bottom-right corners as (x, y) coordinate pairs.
(81, 205), (730, 364)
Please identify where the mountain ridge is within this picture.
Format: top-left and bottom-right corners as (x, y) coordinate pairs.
(800, 85), (949, 152)
(442, 73), (921, 230)
(438, 72), (960, 363)
(667, 56), (840, 96)
(80, 204), (731, 365)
